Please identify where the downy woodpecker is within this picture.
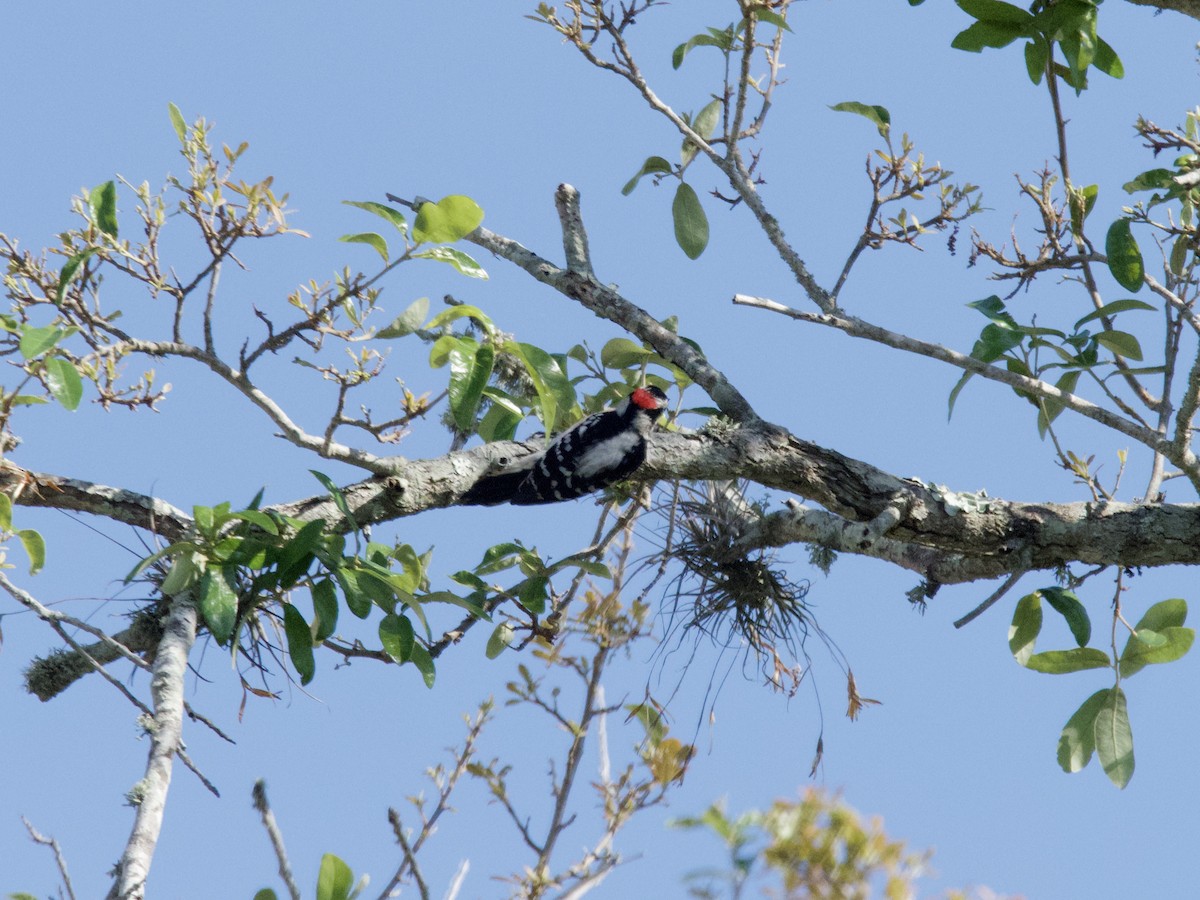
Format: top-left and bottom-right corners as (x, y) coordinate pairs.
(461, 385), (668, 505)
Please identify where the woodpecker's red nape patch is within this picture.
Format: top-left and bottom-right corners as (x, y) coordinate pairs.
(630, 387), (661, 410)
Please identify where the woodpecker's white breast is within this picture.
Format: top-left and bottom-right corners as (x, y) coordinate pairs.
(572, 430), (642, 479)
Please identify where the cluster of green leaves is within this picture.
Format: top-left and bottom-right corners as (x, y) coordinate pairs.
(346, 194), (693, 443)
(253, 853), (367, 900)
(0, 313), (84, 418)
(672, 789), (932, 900)
(948, 294), (1159, 436)
(621, 8), (791, 259)
(124, 473), (629, 689)
(1123, 115), (1200, 277)
(421, 301), (579, 440)
(947, 0), (1123, 92)
(1008, 589), (1194, 788)
(341, 193), (487, 277)
(1, 182), (112, 417)
(125, 478), (449, 689)
(459, 540), (612, 660)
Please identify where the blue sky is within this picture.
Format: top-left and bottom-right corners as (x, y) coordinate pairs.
(3, 2), (1199, 897)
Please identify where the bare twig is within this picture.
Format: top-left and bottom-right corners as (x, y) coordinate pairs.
(252, 780), (302, 900)
(376, 702), (492, 899)
(731, 293), (1183, 467)
(22, 817), (77, 900)
(953, 569), (1030, 629)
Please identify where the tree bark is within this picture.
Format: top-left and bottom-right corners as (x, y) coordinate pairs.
(107, 591), (197, 900)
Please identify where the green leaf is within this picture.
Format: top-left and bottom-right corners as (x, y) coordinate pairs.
(253, 890), (279, 900)
(622, 156), (673, 195)
(43, 356), (83, 410)
(426, 303), (495, 333)
(448, 343), (494, 431)
(1170, 236), (1190, 276)
(421, 589), (489, 619)
(1058, 689), (1109, 773)
(951, 20), (1026, 53)
(56, 248), (100, 304)
(412, 246), (488, 279)
(409, 641), (436, 688)
(194, 504), (215, 537)
(600, 337), (655, 370)
(518, 575), (548, 615)
(1024, 647), (1111, 674)
(376, 296), (429, 338)
(276, 518), (326, 587)
(1037, 369), (1080, 438)
(1073, 299), (1156, 330)
(0, 493), (11, 532)
(830, 101), (891, 138)
(477, 396), (522, 442)
(1067, 183), (1098, 237)
(682, 99), (722, 167)
(1024, 38), (1048, 84)
(335, 568), (372, 619)
(316, 853), (354, 900)
(1092, 37), (1123, 79)
(199, 566), (239, 645)
(476, 542), (527, 576)
(973, 322), (1024, 362)
(1062, 17), (1098, 77)
(966, 294), (1008, 319)
(957, 0), (1034, 25)
(1040, 587), (1091, 646)
(946, 370), (974, 420)
(311, 579), (339, 643)
(694, 100), (722, 141)
(1094, 687), (1134, 788)
(310, 470), (355, 528)
(1008, 591), (1043, 666)
(90, 181), (119, 238)
(230, 509), (279, 536)
(283, 603), (315, 684)
(342, 199), (408, 234)
(168, 102), (187, 142)
(1132, 597), (1187, 632)
(627, 702), (667, 744)
(160, 550), (202, 596)
(550, 557), (612, 579)
(1120, 624), (1194, 678)
(1123, 168), (1176, 194)
(16, 529), (45, 575)
(379, 613), (415, 663)
(486, 622), (515, 659)
(748, 8), (791, 30)
(672, 30), (732, 70)
(338, 232), (388, 263)
(672, 182), (709, 259)
(412, 195), (484, 244)
(1105, 219), (1144, 293)
(19, 325), (67, 360)
(511, 341), (575, 432)
(1095, 330), (1143, 361)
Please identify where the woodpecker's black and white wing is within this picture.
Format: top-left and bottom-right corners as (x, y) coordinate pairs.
(511, 408), (640, 504)
(512, 385), (667, 505)
(460, 385), (667, 507)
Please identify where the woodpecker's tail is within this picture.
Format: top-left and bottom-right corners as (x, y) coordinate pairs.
(459, 469), (530, 506)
